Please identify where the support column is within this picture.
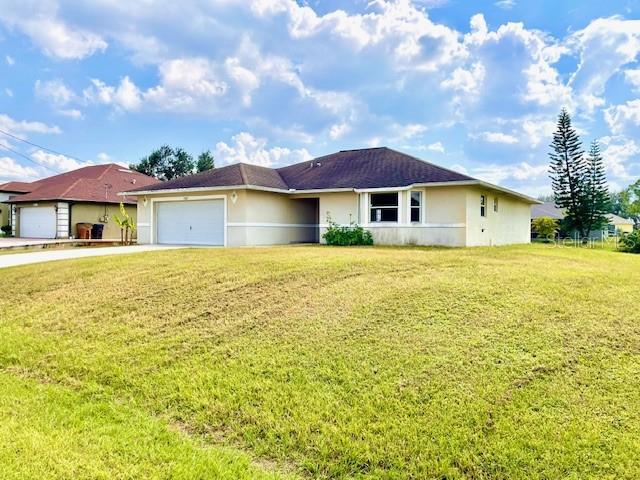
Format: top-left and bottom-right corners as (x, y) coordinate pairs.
(56, 202), (69, 238)
(10, 205), (16, 236)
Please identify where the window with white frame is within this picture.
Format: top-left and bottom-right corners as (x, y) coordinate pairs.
(480, 195), (486, 217)
(493, 197), (499, 213)
(370, 192), (399, 222)
(410, 191), (422, 223)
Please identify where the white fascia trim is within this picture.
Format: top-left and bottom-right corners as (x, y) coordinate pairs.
(412, 180), (541, 204)
(288, 188), (355, 194)
(121, 180), (539, 204)
(354, 186), (411, 193)
(475, 181), (542, 204)
(120, 184), (290, 196)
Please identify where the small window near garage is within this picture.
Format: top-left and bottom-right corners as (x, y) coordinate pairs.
(493, 197), (499, 213)
(410, 191), (422, 223)
(370, 192), (399, 222)
(480, 195), (486, 217)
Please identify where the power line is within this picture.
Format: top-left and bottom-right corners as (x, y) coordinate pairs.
(0, 143), (58, 174)
(0, 127), (86, 165)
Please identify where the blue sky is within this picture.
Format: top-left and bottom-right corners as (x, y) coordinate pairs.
(1, 0), (639, 196)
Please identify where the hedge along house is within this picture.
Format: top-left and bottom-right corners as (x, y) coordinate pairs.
(123, 147), (540, 247)
(4, 164), (157, 239)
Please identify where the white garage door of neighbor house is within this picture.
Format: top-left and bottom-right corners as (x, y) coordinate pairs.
(156, 199), (225, 245)
(20, 206), (57, 238)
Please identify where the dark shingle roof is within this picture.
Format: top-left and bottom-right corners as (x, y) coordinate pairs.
(135, 163), (288, 192)
(128, 147), (474, 193)
(278, 147), (473, 189)
(531, 202), (565, 220)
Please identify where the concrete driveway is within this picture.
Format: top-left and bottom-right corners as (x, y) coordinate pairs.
(0, 237), (67, 248)
(0, 245), (184, 269)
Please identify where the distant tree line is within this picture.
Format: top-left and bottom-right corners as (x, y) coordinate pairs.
(130, 145), (215, 181)
(610, 180), (640, 227)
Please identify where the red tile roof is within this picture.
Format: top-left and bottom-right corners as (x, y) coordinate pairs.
(6, 164), (158, 204)
(0, 181), (34, 193)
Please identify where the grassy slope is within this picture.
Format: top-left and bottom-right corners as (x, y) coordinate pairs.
(1, 245), (639, 479)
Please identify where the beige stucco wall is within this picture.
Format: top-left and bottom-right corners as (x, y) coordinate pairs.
(239, 190), (317, 245)
(136, 189), (246, 245)
(615, 223), (634, 234)
(0, 192), (10, 228)
(136, 188), (317, 246)
(0, 203), (8, 228)
(318, 192), (359, 225)
(465, 188), (531, 246)
(12, 202), (137, 239)
(355, 187), (467, 246)
(135, 185), (532, 247)
(70, 203), (137, 240)
(366, 227), (467, 246)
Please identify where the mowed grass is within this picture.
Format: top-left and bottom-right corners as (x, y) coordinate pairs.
(1, 244), (639, 479)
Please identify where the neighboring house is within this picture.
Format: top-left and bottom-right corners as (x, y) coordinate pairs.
(2, 164), (157, 239)
(606, 213), (635, 235)
(0, 182), (32, 230)
(531, 202), (635, 238)
(123, 147), (539, 247)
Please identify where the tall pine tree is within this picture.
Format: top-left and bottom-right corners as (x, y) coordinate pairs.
(582, 140), (610, 235)
(549, 109), (588, 237)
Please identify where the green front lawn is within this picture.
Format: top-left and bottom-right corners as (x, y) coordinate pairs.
(1, 245), (639, 479)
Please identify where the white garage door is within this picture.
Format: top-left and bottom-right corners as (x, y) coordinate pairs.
(20, 206), (57, 238)
(156, 199), (225, 245)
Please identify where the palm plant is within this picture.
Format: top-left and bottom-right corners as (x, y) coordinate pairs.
(113, 202), (136, 245)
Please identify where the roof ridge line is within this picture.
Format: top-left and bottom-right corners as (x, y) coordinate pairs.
(384, 147), (475, 181)
(58, 178), (82, 199)
(238, 163), (248, 184)
(97, 163), (113, 180)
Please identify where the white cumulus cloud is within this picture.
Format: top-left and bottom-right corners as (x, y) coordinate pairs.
(568, 17), (640, 112)
(35, 79), (75, 106)
(474, 131), (519, 144)
(215, 132), (312, 168)
(604, 99), (640, 135)
(83, 76), (142, 111)
(0, 156), (40, 182)
(427, 141), (445, 153)
(0, 0), (107, 60)
(0, 114), (61, 135)
(30, 150), (90, 173)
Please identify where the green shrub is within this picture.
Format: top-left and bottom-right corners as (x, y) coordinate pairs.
(323, 221), (373, 246)
(532, 216), (558, 241)
(619, 230), (640, 253)
(1, 224), (11, 236)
